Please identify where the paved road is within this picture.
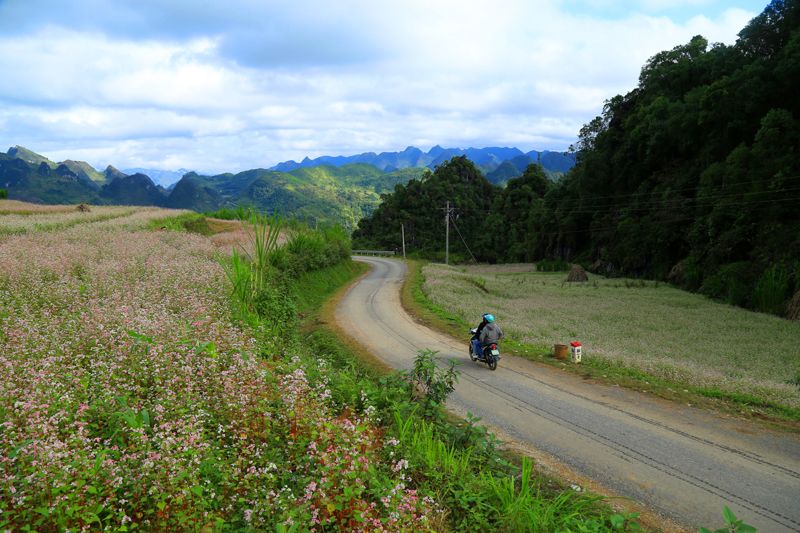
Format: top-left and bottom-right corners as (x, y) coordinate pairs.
(336, 257), (800, 532)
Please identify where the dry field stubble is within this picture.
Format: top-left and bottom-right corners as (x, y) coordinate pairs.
(422, 263), (800, 410)
(0, 201), (193, 235)
(0, 199), (81, 214)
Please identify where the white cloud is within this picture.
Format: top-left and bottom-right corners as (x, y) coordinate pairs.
(0, 0), (763, 172)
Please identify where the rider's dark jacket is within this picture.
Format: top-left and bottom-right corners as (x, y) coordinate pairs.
(475, 320), (503, 345)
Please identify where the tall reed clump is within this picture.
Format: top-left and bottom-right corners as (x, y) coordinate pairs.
(220, 211), (296, 345)
(220, 211), (352, 350)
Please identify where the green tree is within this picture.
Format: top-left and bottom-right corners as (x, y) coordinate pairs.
(353, 157), (497, 261)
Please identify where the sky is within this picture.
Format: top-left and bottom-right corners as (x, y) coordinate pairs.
(0, 0), (768, 174)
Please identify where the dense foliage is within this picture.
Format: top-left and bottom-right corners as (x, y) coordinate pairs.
(352, 156), (497, 262)
(354, 0), (800, 316)
(535, 0), (800, 311)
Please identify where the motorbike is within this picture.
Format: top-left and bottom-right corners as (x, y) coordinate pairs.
(469, 328), (500, 371)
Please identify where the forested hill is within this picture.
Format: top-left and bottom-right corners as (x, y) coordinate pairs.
(354, 0), (800, 318)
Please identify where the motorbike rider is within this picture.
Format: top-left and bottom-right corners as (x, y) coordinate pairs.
(471, 313), (503, 359)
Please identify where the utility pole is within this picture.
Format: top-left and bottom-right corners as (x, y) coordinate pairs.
(445, 201), (450, 265)
(401, 223), (406, 259)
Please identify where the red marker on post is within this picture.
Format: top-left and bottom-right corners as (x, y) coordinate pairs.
(569, 341), (582, 363)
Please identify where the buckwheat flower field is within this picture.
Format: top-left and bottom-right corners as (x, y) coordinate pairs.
(0, 203), (145, 236)
(0, 200), (82, 215)
(422, 264), (800, 411)
(0, 207), (433, 530)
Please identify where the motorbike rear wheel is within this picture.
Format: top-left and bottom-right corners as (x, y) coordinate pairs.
(487, 356), (497, 371)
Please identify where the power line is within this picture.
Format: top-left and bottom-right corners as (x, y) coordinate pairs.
(560, 186), (800, 212)
(551, 194), (800, 216)
(449, 215), (478, 263)
(450, 190), (800, 218)
(440, 196), (800, 240)
(541, 173), (800, 203)
(528, 198), (800, 237)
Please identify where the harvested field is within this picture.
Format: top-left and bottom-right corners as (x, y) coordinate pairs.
(0, 199), (82, 215)
(422, 263), (800, 410)
(0, 202), (190, 235)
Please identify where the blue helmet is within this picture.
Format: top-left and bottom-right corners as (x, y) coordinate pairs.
(483, 313), (495, 323)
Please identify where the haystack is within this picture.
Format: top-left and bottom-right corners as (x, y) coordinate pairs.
(566, 264), (588, 282)
(788, 290), (800, 321)
(76, 203), (91, 212)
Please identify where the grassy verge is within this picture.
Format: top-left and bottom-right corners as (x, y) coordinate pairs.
(299, 259), (641, 531)
(404, 261), (800, 427)
(402, 259), (472, 334)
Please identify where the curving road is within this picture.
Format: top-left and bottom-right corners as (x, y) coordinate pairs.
(336, 257), (800, 532)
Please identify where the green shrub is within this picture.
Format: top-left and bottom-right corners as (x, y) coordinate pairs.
(700, 262), (756, 307)
(536, 259), (570, 272)
(253, 277), (297, 343)
(147, 213), (212, 235)
(286, 231), (328, 273)
(700, 506), (756, 533)
(676, 255), (704, 290)
(204, 206), (251, 221)
(182, 216), (213, 235)
(404, 349), (459, 418)
(282, 225), (351, 276)
(0, 188), (7, 199)
(754, 264), (791, 316)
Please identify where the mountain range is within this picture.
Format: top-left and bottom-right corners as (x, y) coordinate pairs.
(0, 145), (575, 228)
(271, 145), (575, 177)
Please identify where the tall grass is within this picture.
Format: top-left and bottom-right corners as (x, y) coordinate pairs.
(219, 211), (283, 310)
(247, 211), (283, 292)
(387, 408), (619, 531)
(754, 264), (791, 315)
